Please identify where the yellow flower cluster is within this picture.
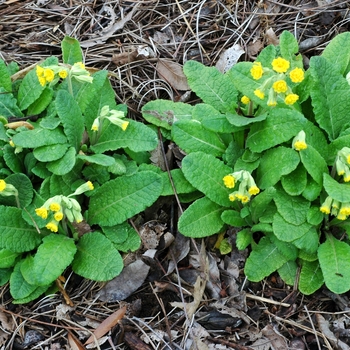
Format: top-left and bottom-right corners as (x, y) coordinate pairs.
(36, 66), (55, 87)
(223, 170), (260, 204)
(335, 147), (350, 182)
(320, 196), (350, 221)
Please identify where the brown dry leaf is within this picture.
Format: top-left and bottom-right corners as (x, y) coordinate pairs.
(261, 324), (288, 350)
(84, 306), (126, 345)
(265, 28), (279, 46)
(156, 59), (190, 91)
(68, 331), (86, 350)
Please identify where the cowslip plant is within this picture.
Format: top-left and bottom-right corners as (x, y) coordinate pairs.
(0, 37), (165, 303)
(142, 31), (350, 295)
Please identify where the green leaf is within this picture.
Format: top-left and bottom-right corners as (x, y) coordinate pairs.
(299, 145), (328, 185)
(33, 143), (69, 162)
(256, 147), (300, 189)
(3, 173), (33, 208)
(302, 177), (322, 201)
(273, 189), (310, 225)
(46, 146), (76, 175)
(160, 169), (196, 196)
(236, 228), (252, 250)
(256, 45), (276, 67)
(281, 165), (307, 196)
(77, 154), (116, 166)
(12, 127), (67, 148)
(309, 56), (350, 140)
(61, 36), (83, 64)
(293, 227), (319, 253)
(251, 222), (273, 233)
(181, 152), (233, 207)
(318, 235), (350, 294)
(56, 90), (84, 151)
(171, 120), (226, 157)
(307, 206), (324, 226)
(22, 234), (76, 286)
(0, 60), (12, 92)
(0, 89), (23, 118)
(299, 260), (324, 295)
(278, 261), (297, 286)
(184, 60), (238, 113)
(12, 285), (48, 304)
(91, 119), (158, 153)
(250, 187), (276, 223)
(279, 30), (299, 62)
(27, 87), (54, 115)
(221, 210), (246, 227)
(244, 237), (288, 282)
(321, 32), (350, 74)
(142, 99), (193, 130)
(88, 171), (163, 226)
(323, 173), (350, 203)
(269, 233), (298, 261)
(246, 109), (307, 152)
(226, 112), (267, 127)
(0, 206), (41, 252)
(0, 269), (11, 286)
(72, 232), (123, 281)
(0, 249), (19, 268)
(273, 212), (312, 242)
(17, 68), (45, 111)
(178, 197), (225, 238)
(3, 144), (23, 173)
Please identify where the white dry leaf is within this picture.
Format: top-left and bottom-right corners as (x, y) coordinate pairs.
(56, 303), (74, 320)
(157, 58), (190, 91)
(250, 337), (272, 350)
(86, 336), (109, 349)
(215, 44), (245, 73)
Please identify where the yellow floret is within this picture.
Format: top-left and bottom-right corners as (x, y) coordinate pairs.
(250, 62), (263, 80)
(59, 69), (68, 79)
(46, 222), (58, 232)
(285, 93), (299, 105)
(44, 68), (55, 82)
(289, 68), (304, 83)
(87, 181), (94, 190)
(49, 202), (61, 212)
(293, 140), (307, 151)
(254, 89), (265, 99)
(35, 207), (48, 219)
(223, 175), (235, 189)
(241, 95), (250, 105)
(248, 186), (260, 195)
(271, 57), (290, 73)
(54, 212), (64, 221)
(272, 80), (288, 93)
(320, 206), (331, 215)
(121, 121), (129, 131)
(0, 179), (6, 192)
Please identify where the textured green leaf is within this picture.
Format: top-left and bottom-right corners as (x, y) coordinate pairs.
(251, 223), (273, 233)
(88, 171), (163, 226)
(56, 89), (84, 150)
(0, 206), (41, 252)
(221, 210), (246, 227)
(160, 169), (196, 196)
(17, 68), (45, 111)
(142, 99), (193, 130)
(321, 32), (350, 74)
(226, 112), (267, 127)
(246, 109), (307, 152)
(256, 45), (277, 67)
(318, 236), (350, 294)
(46, 146), (76, 175)
(273, 189), (310, 225)
(0, 60), (12, 91)
(307, 206), (324, 226)
(3, 144), (23, 173)
(250, 187), (276, 223)
(1, 173), (33, 208)
(77, 154), (116, 166)
(235, 228), (252, 250)
(12, 285), (48, 304)
(72, 232), (123, 281)
(269, 233), (298, 261)
(178, 197), (225, 238)
(278, 260), (297, 286)
(279, 30), (300, 62)
(293, 227), (319, 253)
(184, 60), (238, 113)
(0, 89), (23, 118)
(302, 177), (322, 201)
(309, 56), (350, 140)
(256, 147), (300, 189)
(33, 143), (69, 162)
(23, 234), (76, 286)
(172, 120), (226, 157)
(0, 249), (19, 268)
(12, 127), (67, 148)
(91, 119), (158, 153)
(244, 237), (288, 282)
(281, 165), (307, 196)
(181, 152), (233, 207)
(299, 260), (324, 295)
(0, 269), (11, 286)
(61, 36), (83, 64)
(273, 212), (312, 242)
(323, 173), (350, 203)
(27, 87), (54, 115)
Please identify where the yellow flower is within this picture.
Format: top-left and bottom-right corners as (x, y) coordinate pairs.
(271, 57), (290, 73)
(121, 121), (129, 131)
(285, 93), (299, 105)
(54, 212), (64, 221)
(229, 193), (236, 202)
(35, 207), (48, 219)
(248, 186), (260, 195)
(59, 69), (68, 79)
(223, 175), (235, 189)
(289, 68), (304, 83)
(293, 140), (307, 151)
(272, 80), (288, 93)
(76, 62), (85, 69)
(241, 195), (250, 203)
(91, 117), (100, 132)
(250, 62), (263, 80)
(241, 96), (250, 105)
(320, 206), (330, 215)
(9, 140), (15, 147)
(36, 65), (46, 86)
(292, 130), (307, 151)
(337, 213), (347, 221)
(46, 222), (58, 232)
(0, 180), (6, 192)
(49, 202), (61, 212)
(44, 68), (55, 83)
(254, 89), (265, 99)
(339, 204), (350, 216)
(320, 196), (332, 215)
(87, 181), (94, 190)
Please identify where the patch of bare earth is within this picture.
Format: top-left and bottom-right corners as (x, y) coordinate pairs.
(1, 0), (350, 349)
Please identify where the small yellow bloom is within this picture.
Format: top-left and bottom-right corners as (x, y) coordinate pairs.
(248, 186), (260, 195)
(9, 140), (15, 147)
(87, 181), (94, 190)
(241, 195), (250, 204)
(289, 68), (304, 83)
(59, 69), (68, 79)
(271, 57), (290, 73)
(76, 62), (85, 69)
(46, 222), (58, 232)
(229, 194), (236, 202)
(285, 93), (299, 105)
(337, 213), (347, 221)
(223, 175), (235, 189)
(241, 95), (250, 105)
(272, 80), (288, 93)
(254, 89), (265, 99)
(35, 207), (48, 219)
(294, 140), (307, 151)
(44, 68), (55, 83)
(320, 206), (331, 215)
(250, 62), (263, 80)
(54, 212), (64, 221)
(38, 77), (46, 86)
(344, 175), (350, 182)
(0, 179), (6, 192)
(121, 121), (129, 131)
(49, 202), (61, 212)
